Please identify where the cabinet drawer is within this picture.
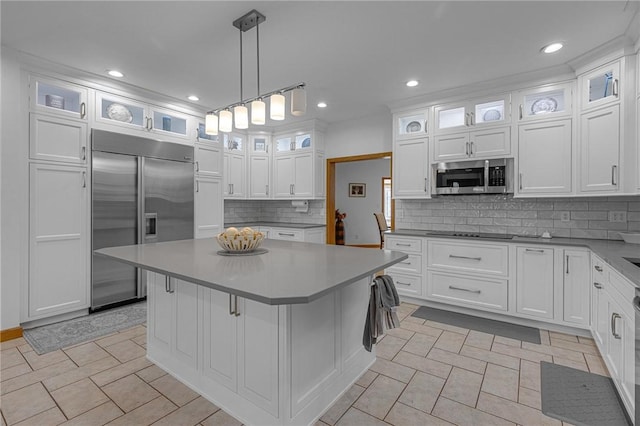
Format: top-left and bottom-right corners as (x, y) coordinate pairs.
(386, 272), (423, 298)
(270, 228), (304, 241)
(428, 240), (508, 276)
(427, 271), (508, 312)
(387, 254), (422, 274)
(386, 236), (423, 253)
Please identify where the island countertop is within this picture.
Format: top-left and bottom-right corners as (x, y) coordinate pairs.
(95, 239), (407, 305)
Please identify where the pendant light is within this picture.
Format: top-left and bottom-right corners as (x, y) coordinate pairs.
(219, 109), (233, 133)
(205, 112), (218, 135)
(291, 86), (307, 116)
(270, 93), (285, 120)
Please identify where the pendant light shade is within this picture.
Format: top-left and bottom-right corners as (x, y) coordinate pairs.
(270, 93), (285, 120)
(290, 87), (307, 116)
(251, 99), (266, 125)
(234, 104), (249, 129)
(219, 109), (233, 133)
(205, 113), (218, 135)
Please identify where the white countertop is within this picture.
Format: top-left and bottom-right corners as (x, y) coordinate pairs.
(96, 239), (407, 305)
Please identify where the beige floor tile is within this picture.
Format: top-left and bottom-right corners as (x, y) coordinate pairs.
(427, 347), (487, 374)
(584, 353), (610, 377)
(62, 401), (124, 426)
(336, 408), (389, 426)
(375, 335), (407, 360)
(0, 382), (56, 425)
(369, 357), (416, 383)
(577, 336), (596, 346)
(402, 316), (425, 325)
(354, 370), (378, 388)
(520, 342), (586, 362)
(1, 338), (28, 351)
(425, 320), (470, 336)
(201, 409), (241, 426)
(131, 334), (146, 347)
(51, 377), (109, 419)
(493, 335), (521, 348)
(90, 356), (152, 387)
(398, 371), (445, 413)
(103, 340), (146, 364)
(476, 392), (561, 426)
(491, 342), (553, 364)
(320, 384), (365, 425)
(1, 360), (76, 395)
(1, 363), (32, 382)
(385, 327), (415, 341)
(94, 326), (146, 349)
(43, 356), (120, 392)
(1, 348), (26, 370)
(63, 342), (111, 367)
(552, 356), (589, 372)
(22, 350), (69, 371)
(519, 360), (541, 392)
(101, 374), (161, 413)
(460, 345), (520, 370)
(518, 387), (541, 410)
(136, 365), (167, 383)
(465, 330), (494, 350)
(149, 373), (199, 407)
(16, 344), (34, 355)
(106, 396), (177, 426)
(549, 338), (599, 355)
(539, 330), (551, 345)
(393, 351), (451, 379)
(402, 333), (437, 357)
(549, 331), (578, 342)
(432, 396), (516, 426)
(481, 363), (519, 402)
(353, 374), (406, 420)
(434, 330), (466, 354)
(400, 321), (443, 338)
(385, 402), (454, 426)
(13, 407), (65, 426)
(440, 367), (483, 407)
(151, 396), (219, 426)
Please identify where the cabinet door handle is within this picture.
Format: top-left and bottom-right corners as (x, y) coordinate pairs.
(265, 184), (269, 195)
(612, 79), (619, 97)
(195, 181), (199, 192)
(465, 142), (469, 156)
(519, 173), (523, 191)
(611, 165), (617, 186)
(165, 276), (174, 294)
(80, 102), (86, 118)
(195, 161), (199, 172)
(195, 128), (199, 142)
(229, 294), (234, 315)
(470, 112), (475, 126)
(519, 104), (523, 120)
(234, 295), (240, 317)
(81, 171), (86, 188)
(469, 141), (474, 155)
(464, 113), (469, 126)
(449, 285), (481, 294)
(593, 282), (603, 289)
(566, 255), (569, 274)
(449, 254), (482, 261)
(424, 178), (428, 192)
(611, 313), (621, 339)
(231, 183), (234, 194)
(525, 248), (544, 253)
(81, 146), (86, 161)
(594, 265), (603, 272)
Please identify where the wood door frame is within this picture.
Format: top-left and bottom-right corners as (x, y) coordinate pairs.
(325, 152), (393, 245)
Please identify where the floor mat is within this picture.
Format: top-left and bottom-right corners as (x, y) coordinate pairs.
(411, 306), (541, 344)
(540, 361), (630, 425)
(23, 301), (146, 354)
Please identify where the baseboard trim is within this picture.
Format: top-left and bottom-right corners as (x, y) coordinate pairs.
(0, 327), (23, 342)
(346, 244), (380, 248)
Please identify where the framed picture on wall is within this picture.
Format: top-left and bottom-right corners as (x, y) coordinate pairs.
(349, 183), (366, 197)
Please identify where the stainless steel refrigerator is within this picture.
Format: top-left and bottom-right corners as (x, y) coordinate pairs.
(91, 129), (194, 310)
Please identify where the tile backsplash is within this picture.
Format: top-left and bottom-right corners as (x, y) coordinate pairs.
(395, 195), (640, 240)
(224, 200), (326, 225)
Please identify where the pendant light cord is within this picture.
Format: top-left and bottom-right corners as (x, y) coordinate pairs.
(256, 19), (260, 97)
(239, 26), (243, 103)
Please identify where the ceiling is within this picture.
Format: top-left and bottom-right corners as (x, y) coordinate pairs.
(2, 1), (638, 127)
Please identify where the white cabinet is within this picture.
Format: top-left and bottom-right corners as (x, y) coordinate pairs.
(515, 247), (554, 319)
(517, 119), (572, 195)
(433, 126), (510, 161)
(579, 105), (620, 193)
(224, 153), (246, 198)
(392, 137), (429, 198)
(248, 135), (271, 199)
(195, 177), (223, 239)
(434, 94), (510, 133)
(385, 236), (424, 298)
(579, 59), (621, 111)
(590, 255), (608, 347)
(562, 250), (590, 326)
(259, 226), (325, 244)
(514, 82), (573, 122)
(194, 142), (223, 178)
(273, 153), (314, 198)
(28, 163), (89, 319)
(29, 74), (88, 120)
(30, 113), (88, 165)
(394, 108), (429, 140)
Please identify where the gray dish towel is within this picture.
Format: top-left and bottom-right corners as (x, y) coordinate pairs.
(363, 275), (400, 352)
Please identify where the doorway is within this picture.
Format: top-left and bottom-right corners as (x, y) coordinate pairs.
(325, 152), (393, 245)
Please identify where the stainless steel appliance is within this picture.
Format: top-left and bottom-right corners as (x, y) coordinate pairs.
(434, 158), (513, 195)
(91, 129), (194, 310)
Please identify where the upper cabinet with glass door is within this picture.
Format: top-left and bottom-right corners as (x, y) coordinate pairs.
(222, 133), (245, 153)
(195, 121), (221, 145)
(514, 82), (573, 122)
(579, 59), (621, 111)
(394, 108), (429, 140)
(250, 134), (270, 155)
(275, 132), (313, 154)
(30, 75), (88, 121)
(434, 94), (510, 134)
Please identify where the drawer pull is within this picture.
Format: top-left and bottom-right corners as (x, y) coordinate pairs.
(594, 265), (603, 272)
(399, 261), (412, 265)
(593, 282), (603, 289)
(396, 243), (412, 247)
(525, 248), (544, 253)
(449, 254), (482, 261)
(278, 232), (295, 237)
(396, 281), (411, 286)
(449, 285), (481, 294)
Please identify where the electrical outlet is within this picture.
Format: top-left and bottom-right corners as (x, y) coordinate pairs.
(560, 211), (570, 222)
(609, 211), (627, 223)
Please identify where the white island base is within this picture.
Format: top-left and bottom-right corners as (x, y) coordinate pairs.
(146, 271), (375, 426)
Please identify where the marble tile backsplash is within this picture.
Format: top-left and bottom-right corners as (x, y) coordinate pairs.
(395, 195), (640, 240)
(224, 200), (326, 225)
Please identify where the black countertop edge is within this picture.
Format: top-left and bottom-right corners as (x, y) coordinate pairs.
(224, 222), (326, 229)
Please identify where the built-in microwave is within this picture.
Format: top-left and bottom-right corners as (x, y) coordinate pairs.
(433, 158), (513, 195)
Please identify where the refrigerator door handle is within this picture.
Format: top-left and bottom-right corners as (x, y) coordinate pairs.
(145, 213), (158, 240)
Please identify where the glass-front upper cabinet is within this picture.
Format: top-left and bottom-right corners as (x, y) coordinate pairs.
(580, 60), (621, 111)
(150, 107), (188, 139)
(30, 75), (88, 120)
(196, 121), (220, 144)
(95, 92), (147, 130)
(250, 135), (270, 154)
(223, 133), (245, 152)
(275, 136), (292, 153)
(275, 133), (313, 153)
(434, 94), (510, 133)
(395, 108), (429, 139)
(514, 82), (573, 122)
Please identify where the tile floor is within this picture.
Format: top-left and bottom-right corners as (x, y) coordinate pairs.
(0, 303), (608, 425)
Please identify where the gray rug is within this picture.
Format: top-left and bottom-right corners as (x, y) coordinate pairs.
(23, 301), (147, 354)
(541, 361), (630, 425)
(411, 306), (541, 344)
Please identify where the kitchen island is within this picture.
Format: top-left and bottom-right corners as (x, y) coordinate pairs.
(96, 238), (407, 426)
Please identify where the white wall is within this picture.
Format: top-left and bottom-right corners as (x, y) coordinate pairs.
(325, 110), (392, 158)
(335, 158), (390, 245)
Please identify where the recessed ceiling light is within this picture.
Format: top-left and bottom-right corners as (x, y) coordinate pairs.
(541, 42), (563, 54)
(317, 102), (327, 108)
(187, 95), (200, 101)
(107, 70), (124, 78)
(406, 80), (419, 87)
